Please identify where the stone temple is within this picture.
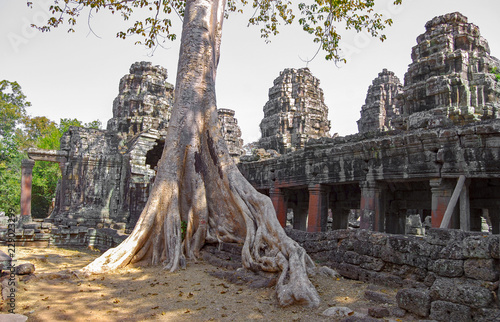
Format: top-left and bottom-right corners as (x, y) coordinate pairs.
(357, 69), (403, 134)
(23, 61), (244, 233)
(3, 13), (500, 321)
(259, 67), (331, 154)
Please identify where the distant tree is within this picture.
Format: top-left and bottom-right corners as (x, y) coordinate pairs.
(33, 0), (401, 306)
(0, 81), (101, 216)
(0, 80), (31, 214)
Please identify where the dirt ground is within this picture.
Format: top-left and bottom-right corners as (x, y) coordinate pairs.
(0, 246), (411, 321)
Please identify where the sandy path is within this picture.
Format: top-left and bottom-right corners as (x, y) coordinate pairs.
(1, 246), (406, 321)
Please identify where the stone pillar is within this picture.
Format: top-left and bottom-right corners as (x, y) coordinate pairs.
(58, 162), (67, 213)
(270, 187), (287, 227)
(359, 181), (385, 231)
(20, 159), (35, 225)
(459, 179), (470, 231)
(430, 178), (457, 228)
(486, 206), (499, 235)
(307, 184), (328, 232)
(470, 208), (484, 232)
(292, 203), (308, 231)
(331, 206), (350, 230)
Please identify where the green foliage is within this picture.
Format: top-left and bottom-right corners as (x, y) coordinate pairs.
(0, 79), (102, 217)
(30, 0), (401, 63)
(491, 66), (500, 82)
(181, 220), (188, 240)
(0, 80), (30, 214)
(0, 80), (31, 162)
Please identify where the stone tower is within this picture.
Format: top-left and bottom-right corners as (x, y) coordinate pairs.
(357, 69), (403, 133)
(106, 61), (174, 139)
(400, 12), (500, 129)
(259, 68), (330, 154)
(218, 108), (244, 159)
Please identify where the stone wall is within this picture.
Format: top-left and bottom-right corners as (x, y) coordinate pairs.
(287, 228), (500, 321)
(0, 220), (126, 250)
(259, 68), (330, 154)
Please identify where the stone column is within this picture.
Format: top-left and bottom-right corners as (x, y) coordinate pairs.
(270, 187), (287, 227)
(429, 178), (457, 228)
(459, 179), (471, 231)
(307, 184), (328, 232)
(20, 159), (35, 225)
(57, 162), (67, 213)
(486, 206), (499, 235)
(331, 205), (350, 230)
(359, 180), (385, 231)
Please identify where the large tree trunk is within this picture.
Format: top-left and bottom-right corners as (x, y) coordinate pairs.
(82, 0), (320, 307)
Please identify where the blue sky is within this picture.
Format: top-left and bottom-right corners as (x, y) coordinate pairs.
(1, 0), (500, 144)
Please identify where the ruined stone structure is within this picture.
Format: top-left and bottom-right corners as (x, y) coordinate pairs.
(4, 13), (500, 320)
(107, 61), (174, 139)
(357, 69), (403, 133)
(239, 12), (500, 237)
(288, 228), (499, 321)
(218, 108), (244, 159)
(397, 12), (500, 130)
(258, 68), (330, 154)
(17, 61), (243, 233)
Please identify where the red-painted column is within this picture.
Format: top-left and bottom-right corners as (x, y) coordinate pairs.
(307, 184), (328, 232)
(359, 180), (384, 231)
(430, 178), (455, 228)
(270, 187), (287, 227)
(20, 159), (35, 224)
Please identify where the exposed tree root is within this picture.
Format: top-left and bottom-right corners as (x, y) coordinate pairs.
(81, 0), (323, 308)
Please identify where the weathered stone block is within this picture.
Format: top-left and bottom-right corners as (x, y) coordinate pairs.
(427, 229), (481, 246)
(34, 233), (51, 240)
(463, 236), (493, 259)
(433, 241), (467, 260)
(343, 251), (361, 265)
(16, 263), (35, 275)
(22, 223), (41, 230)
(363, 271), (404, 288)
(430, 277), (494, 308)
(359, 255), (384, 271)
(352, 240), (381, 257)
(428, 259), (464, 277)
(367, 306), (390, 318)
(335, 263), (361, 280)
(488, 236), (499, 259)
(380, 246), (404, 265)
(22, 229), (35, 236)
(396, 288), (431, 317)
(401, 253), (429, 269)
(364, 290), (395, 304)
(387, 235), (430, 256)
(429, 300), (472, 322)
(463, 259), (499, 281)
(472, 308), (500, 322)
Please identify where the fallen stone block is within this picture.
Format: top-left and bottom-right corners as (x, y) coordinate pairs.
(429, 300), (472, 322)
(396, 288), (431, 317)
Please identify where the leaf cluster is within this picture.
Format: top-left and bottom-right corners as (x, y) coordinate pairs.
(491, 66), (500, 82)
(30, 0), (401, 63)
(28, 0), (187, 47)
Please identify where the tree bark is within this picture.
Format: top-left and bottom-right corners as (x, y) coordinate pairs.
(82, 0), (320, 307)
